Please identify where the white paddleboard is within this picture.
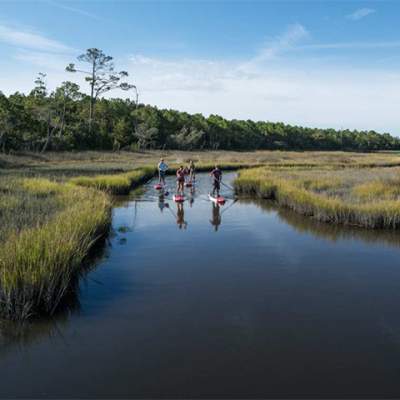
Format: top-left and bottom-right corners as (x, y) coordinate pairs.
(173, 194), (185, 202)
(208, 194), (226, 204)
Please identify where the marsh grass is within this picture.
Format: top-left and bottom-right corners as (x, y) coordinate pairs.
(69, 166), (156, 194)
(0, 178), (111, 320)
(235, 166), (400, 229)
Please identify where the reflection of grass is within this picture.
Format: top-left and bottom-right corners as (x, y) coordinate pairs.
(245, 199), (400, 248)
(0, 178), (111, 320)
(235, 167), (400, 229)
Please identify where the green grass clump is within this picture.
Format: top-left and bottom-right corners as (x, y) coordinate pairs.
(234, 167), (400, 229)
(69, 166), (156, 194)
(0, 179), (111, 320)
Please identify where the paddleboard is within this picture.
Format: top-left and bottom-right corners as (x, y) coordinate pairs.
(185, 182), (193, 187)
(173, 194), (185, 202)
(208, 194), (226, 204)
(154, 184), (163, 190)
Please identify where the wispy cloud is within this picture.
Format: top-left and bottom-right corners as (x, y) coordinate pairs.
(256, 23), (309, 61)
(45, 0), (105, 21)
(347, 8), (376, 21)
(0, 24), (73, 53)
(237, 23), (310, 74)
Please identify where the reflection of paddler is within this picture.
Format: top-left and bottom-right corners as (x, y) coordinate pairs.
(189, 186), (195, 207)
(158, 196), (169, 213)
(176, 202), (187, 229)
(210, 203), (222, 231)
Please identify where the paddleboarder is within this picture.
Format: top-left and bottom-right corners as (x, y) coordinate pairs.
(188, 160), (196, 183)
(210, 165), (222, 196)
(158, 159), (168, 185)
(176, 165), (186, 194)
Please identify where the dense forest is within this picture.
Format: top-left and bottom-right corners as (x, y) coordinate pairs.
(1, 48), (399, 153)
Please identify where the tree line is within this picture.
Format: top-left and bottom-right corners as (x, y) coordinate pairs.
(1, 48), (399, 153)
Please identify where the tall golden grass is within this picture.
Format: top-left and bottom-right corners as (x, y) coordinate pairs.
(234, 167), (400, 229)
(69, 166), (156, 194)
(0, 178), (111, 320)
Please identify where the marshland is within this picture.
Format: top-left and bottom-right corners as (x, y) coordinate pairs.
(2, 166), (400, 397)
(2, 1), (400, 393)
(3, 149), (400, 322)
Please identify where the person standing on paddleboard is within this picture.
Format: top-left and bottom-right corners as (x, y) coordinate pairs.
(158, 159), (168, 185)
(176, 166), (185, 194)
(210, 165), (222, 196)
(188, 160), (196, 183)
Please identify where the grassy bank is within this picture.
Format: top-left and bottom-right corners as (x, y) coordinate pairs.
(0, 178), (111, 320)
(235, 166), (400, 229)
(70, 166), (156, 194)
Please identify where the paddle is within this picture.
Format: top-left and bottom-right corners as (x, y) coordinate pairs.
(220, 181), (235, 191)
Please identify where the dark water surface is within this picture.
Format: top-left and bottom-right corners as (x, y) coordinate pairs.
(2, 173), (400, 398)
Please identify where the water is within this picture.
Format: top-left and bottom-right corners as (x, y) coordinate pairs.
(2, 172), (400, 398)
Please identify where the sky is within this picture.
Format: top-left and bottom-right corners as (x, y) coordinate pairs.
(0, 0), (400, 135)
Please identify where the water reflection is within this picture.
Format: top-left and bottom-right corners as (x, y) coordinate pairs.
(247, 198), (400, 248)
(157, 193), (169, 213)
(176, 202), (187, 229)
(188, 186), (195, 207)
(210, 203), (222, 231)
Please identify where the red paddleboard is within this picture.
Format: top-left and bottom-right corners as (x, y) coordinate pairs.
(208, 194), (226, 205)
(173, 194), (185, 202)
(185, 182), (193, 187)
(154, 184), (163, 190)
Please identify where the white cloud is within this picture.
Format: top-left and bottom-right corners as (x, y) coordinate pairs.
(347, 8), (376, 21)
(2, 24), (400, 136)
(0, 24), (73, 53)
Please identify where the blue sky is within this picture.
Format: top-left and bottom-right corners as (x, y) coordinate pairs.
(1, 0), (400, 134)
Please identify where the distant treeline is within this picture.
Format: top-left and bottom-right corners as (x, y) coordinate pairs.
(1, 82), (399, 153)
